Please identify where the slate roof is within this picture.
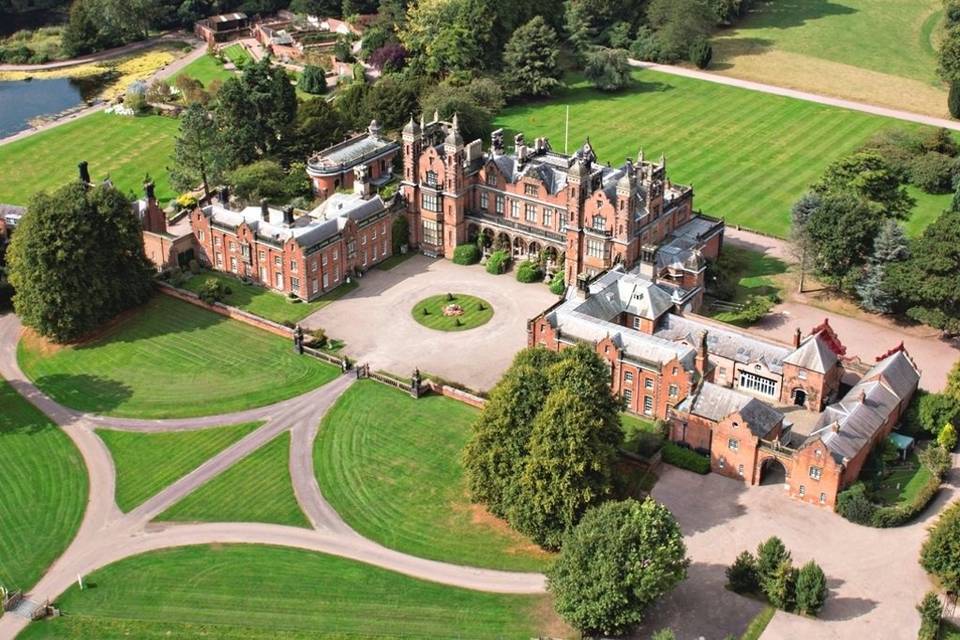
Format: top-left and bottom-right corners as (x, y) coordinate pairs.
(677, 381), (783, 438)
(655, 314), (792, 374)
(307, 129), (398, 175)
(0, 203), (25, 228)
(577, 270), (677, 321)
(806, 350), (920, 463)
(783, 333), (838, 374)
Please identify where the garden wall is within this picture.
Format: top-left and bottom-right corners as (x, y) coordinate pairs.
(157, 282), (293, 339)
(424, 380), (486, 409)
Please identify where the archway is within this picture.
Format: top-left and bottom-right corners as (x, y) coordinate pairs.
(512, 236), (526, 259)
(467, 223), (480, 243)
(528, 241), (541, 262)
(495, 231), (511, 251)
(480, 228), (494, 250)
(792, 388), (807, 407)
(759, 457), (787, 486)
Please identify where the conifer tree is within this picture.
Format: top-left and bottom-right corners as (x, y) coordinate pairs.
(502, 16), (562, 97)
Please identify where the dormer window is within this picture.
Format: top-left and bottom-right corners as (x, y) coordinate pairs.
(425, 170), (438, 187)
(592, 215), (605, 231)
(486, 173), (497, 186)
(524, 184), (538, 196)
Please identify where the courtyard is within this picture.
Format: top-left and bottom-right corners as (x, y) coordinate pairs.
(301, 255), (558, 392)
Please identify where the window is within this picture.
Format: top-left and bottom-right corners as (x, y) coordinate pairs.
(230, 256), (237, 272)
(623, 388), (632, 403)
(322, 254), (328, 266)
(672, 367), (678, 375)
(214, 236), (222, 246)
(362, 234), (367, 245)
(290, 260), (298, 272)
(381, 222), (386, 235)
(333, 266), (340, 282)
(274, 256), (282, 267)
(215, 252), (223, 267)
(258, 250), (265, 262)
(363, 250), (368, 266)
(480, 192), (489, 210)
(425, 170), (438, 187)
(738, 464), (744, 477)
(372, 226), (377, 240)
(229, 241), (237, 252)
(632, 316), (641, 330)
(587, 239), (604, 258)
(495, 195), (504, 214)
(312, 279), (319, 294)
(815, 449), (822, 459)
(333, 249), (339, 261)
(543, 208), (553, 227)
(382, 240), (387, 255)
(422, 219), (441, 246)
(510, 200), (520, 218)
(809, 466), (822, 480)
(347, 239), (357, 257)
(323, 273), (329, 289)
(719, 366), (727, 378)
(486, 173), (497, 186)
(422, 193), (440, 212)
(290, 276), (300, 292)
(592, 214), (605, 231)
(669, 384), (678, 398)
(728, 438), (739, 451)
(718, 457), (726, 469)
(798, 370), (807, 380)
(198, 230), (205, 242)
(274, 272), (283, 288)
(525, 204), (536, 223)
(524, 184), (538, 196)
(624, 371), (634, 383)
(643, 396), (653, 415)
(819, 492), (827, 504)
(799, 485), (806, 497)
(738, 370), (777, 397)
(645, 379), (654, 390)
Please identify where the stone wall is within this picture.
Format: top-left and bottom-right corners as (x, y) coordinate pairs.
(157, 282), (293, 339)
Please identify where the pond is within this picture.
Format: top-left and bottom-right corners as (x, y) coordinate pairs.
(0, 75), (107, 138)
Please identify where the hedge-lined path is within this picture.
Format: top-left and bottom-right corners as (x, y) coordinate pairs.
(0, 312), (545, 639)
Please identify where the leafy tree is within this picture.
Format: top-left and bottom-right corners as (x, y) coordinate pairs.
(364, 74), (422, 130)
(62, 0), (156, 56)
(910, 151), (957, 194)
(563, 0), (645, 52)
(299, 65), (327, 94)
(766, 560), (798, 611)
(726, 550), (759, 594)
(947, 359), (960, 401)
(369, 42), (408, 72)
(334, 33), (355, 62)
(607, 20), (633, 48)
(289, 97), (346, 161)
(7, 182), (154, 343)
(547, 498), (689, 636)
(804, 191), (880, 289)
(917, 591), (944, 640)
(420, 83), (495, 143)
(756, 537), (791, 598)
(336, 80), (372, 131)
(647, 0), (715, 62)
(920, 500), (960, 594)
(174, 74), (210, 105)
(359, 24), (392, 60)
(921, 127), (959, 156)
(215, 58), (298, 166)
(630, 25), (661, 61)
(939, 423), (958, 450)
(584, 47), (631, 91)
(688, 37), (712, 68)
(949, 80), (960, 119)
(813, 150), (914, 220)
(794, 561), (828, 616)
(919, 443), (952, 479)
(400, 0), (495, 75)
(918, 392), (960, 435)
(342, 0), (379, 16)
(940, 27), (960, 82)
(227, 160), (312, 205)
(169, 102), (224, 198)
(502, 16), (562, 98)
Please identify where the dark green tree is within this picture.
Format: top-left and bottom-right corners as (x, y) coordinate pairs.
(940, 27), (960, 82)
(949, 80), (960, 119)
(227, 160), (312, 205)
(169, 102), (224, 197)
(299, 65), (328, 94)
(364, 74), (422, 130)
(7, 182), (154, 343)
(856, 219), (909, 313)
(289, 97), (346, 161)
(583, 47), (632, 91)
(794, 561), (828, 616)
(547, 498), (689, 636)
(812, 150), (914, 220)
(804, 191), (881, 288)
(502, 16), (562, 98)
(688, 37), (712, 68)
(400, 0), (495, 75)
(647, 0), (715, 61)
(766, 560), (798, 611)
(336, 80), (372, 131)
(726, 550), (759, 594)
(756, 537), (791, 598)
(420, 84), (495, 143)
(288, 0), (342, 16)
(917, 591), (944, 640)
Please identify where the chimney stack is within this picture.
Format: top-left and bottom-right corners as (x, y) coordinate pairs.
(144, 180), (156, 202)
(282, 205), (294, 226)
(219, 185), (230, 207)
(491, 128), (504, 155)
(353, 164), (371, 197)
(514, 133), (527, 164)
(260, 198), (270, 222)
(695, 330), (709, 375)
(78, 161), (91, 186)
(793, 328), (802, 348)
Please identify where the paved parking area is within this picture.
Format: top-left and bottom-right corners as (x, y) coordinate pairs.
(301, 255), (558, 391)
(635, 464), (959, 640)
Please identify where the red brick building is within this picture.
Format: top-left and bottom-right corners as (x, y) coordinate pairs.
(194, 12), (251, 46)
(307, 121), (400, 200)
(136, 181), (195, 272)
(400, 114), (723, 286)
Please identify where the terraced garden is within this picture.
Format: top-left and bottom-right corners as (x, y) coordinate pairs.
(18, 295), (339, 419)
(314, 380), (552, 572)
(18, 545), (563, 639)
(0, 379), (86, 591)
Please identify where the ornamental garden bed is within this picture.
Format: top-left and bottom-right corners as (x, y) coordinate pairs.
(411, 293), (494, 331)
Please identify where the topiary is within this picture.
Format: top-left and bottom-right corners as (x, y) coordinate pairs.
(515, 260), (544, 283)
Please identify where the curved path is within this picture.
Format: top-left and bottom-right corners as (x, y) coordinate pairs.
(0, 313), (545, 640)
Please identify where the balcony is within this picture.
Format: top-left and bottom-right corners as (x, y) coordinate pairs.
(465, 210), (565, 243)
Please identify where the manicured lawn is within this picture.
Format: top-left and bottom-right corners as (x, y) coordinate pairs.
(19, 545), (560, 639)
(867, 450), (933, 506)
(221, 43), (252, 67)
(168, 53), (235, 87)
(495, 70), (946, 237)
(157, 431), (308, 527)
(18, 295), (339, 419)
(181, 271), (357, 325)
(97, 421), (263, 512)
(0, 379), (87, 591)
(904, 185), (953, 237)
(0, 111), (179, 206)
(705, 245), (788, 324)
(315, 381), (552, 571)
(411, 293), (494, 331)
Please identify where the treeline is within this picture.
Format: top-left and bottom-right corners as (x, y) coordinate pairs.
(791, 127), (960, 336)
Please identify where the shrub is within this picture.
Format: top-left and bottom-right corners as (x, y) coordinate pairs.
(766, 560), (798, 611)
(919, 444), (952, 478)
(909, 152), (957, 194)
(835, 482), (877, 525)
(661, 442), (710, 474)
(176, 193), (198, 210)
(920, 500), (960, 593)
(756, 537), (792, 599)
(630, 26), (661, 61)
(919, 392), (960, 435)
(738, 294), (777, 323)
(584, 47), (631, 91)
(515, 260), (543, 283)
(452, 244), (480, 265)
(688, 38), (712, 69)
(299, 65), (327, 94)
(950, 80), (960, 120)
(794, 561), (828, 616)
(307, 327), (327, 348)
(917, 591), (944, 640)
(938, 423), (958, 450)
(726, 550), (759, 594)
(188, 259), (200, 274)
(485, 250), (510, 275)
(197, 278), (229, 304)
(549, 271), (566, 295)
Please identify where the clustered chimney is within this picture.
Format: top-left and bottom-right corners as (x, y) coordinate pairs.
(78, 160), (91, 186)
(514, 133), (528, 165)
(793, 327), (802, 348)
(490, 128), (504, 155)
(695, 330), (709, 376)
(260, 198), (270, 222)
(219, 185), (230, 207)
(282, 205), (294, 226)
(144, 180), (156, 202)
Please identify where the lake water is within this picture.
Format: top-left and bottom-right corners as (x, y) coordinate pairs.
(0, 76), (104, 138)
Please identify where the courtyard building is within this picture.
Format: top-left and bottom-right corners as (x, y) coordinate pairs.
(399, 114), (724, 287)
(194, 12), (251, 46)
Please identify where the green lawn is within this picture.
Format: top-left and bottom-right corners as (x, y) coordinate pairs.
(169, 53), (235, 87)
(867, 450), (933, 506)
(221, 44), (252, 67)
(411, 293), (494, 331)
(97, 421), (263, 512)
(157, 431), (308, 527)
(18, 295), (339, 419)
(706, 245), (789, 324)
(181, 271), (358, 325)
(495, 70), (945, 238)
(315, 381), (552, 571)
(0, 111), (179, 206)
(0, 379), (87, 591)
(620, 412), (663, 458)
(740, 605), (776, 640)
(19, 545), (559, 639)
(904, 185), (953, 237)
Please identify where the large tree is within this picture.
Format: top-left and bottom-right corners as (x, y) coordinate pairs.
(7, 182), (154, 343)
(502, 16), (562, 98)
(215, 58), (297, 167)
(400, 0), (495, 75)
(802, 191), (881, 289)
(289, 98), (346, 161)
(647, 0), (715, 62)
(547, 498), (689, 635)
(856, 219), (909, 314)
(169, 102), (224, 197)
(812, 150), (914, 220)
(583, 47), (631, 91)
(420, 80), (498, 143)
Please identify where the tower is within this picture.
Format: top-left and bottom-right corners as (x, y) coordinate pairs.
(440, 114), (466, 259)
(401, 115), (422, 249)
(565, 146), (591, 283)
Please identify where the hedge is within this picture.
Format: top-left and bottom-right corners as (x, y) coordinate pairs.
(837, 467), (943, 528)
(515, 260), (543, 283)
(920, 499), (960, 593)
(486, 250), (510, 275)
(662, 442), (710, 474)
(549, 271), (566, 295)
(452, 244), (480, 265)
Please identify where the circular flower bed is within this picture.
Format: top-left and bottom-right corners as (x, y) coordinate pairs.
(411, 294), (494, 332)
